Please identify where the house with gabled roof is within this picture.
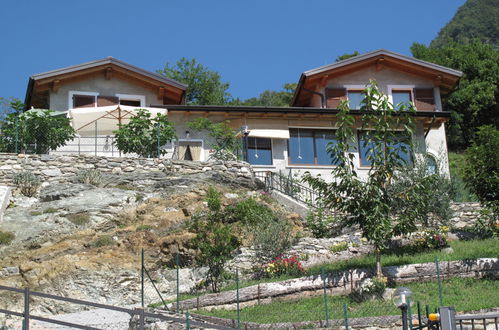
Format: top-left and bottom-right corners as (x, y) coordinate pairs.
(23, 50), (462, 181)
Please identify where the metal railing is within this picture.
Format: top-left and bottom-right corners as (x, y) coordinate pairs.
(254, 170), (320, 207)
(0, 284), (233, 330)
(455, 312), (499, 330)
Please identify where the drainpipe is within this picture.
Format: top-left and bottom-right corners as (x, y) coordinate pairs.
(303, 88), (326, 108)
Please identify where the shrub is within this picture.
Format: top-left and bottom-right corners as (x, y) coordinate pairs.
(357, 276), (387, 300)
(77, 169), (103, 186)
(330, 242), (349, 253)
(469, 207), (499, 238)
(262, 255), (304, 278)
(13, 171), (41, 197)
(252, 217), (294, 264)
(206, 186), (221, 212)
(0, 231), (15, 245)
(416, 226), (449, 250)
(66, 212), (90, 226)
(224, 198), (277, 225)
(305, 207), (338, 238)
(93, 235), (115, 248)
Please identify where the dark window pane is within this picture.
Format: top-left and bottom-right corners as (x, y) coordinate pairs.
(427, 155), (438, 174)
(73, 95), (95, 108)
(392, 133), (412, 165)
(315, 130), (340, 165)
(358, 131), (412, 167)
(120, 99), (141, 107)
(248, 138), (272, 165)
(289, 129), (314, 164)
(392, 91), (412, 110)
(348, 91), (364, 110)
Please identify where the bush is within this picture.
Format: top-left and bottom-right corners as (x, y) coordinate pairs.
(13, 171), (41, 197)
(77, 169), (103, 186)
(261, 255), (304, 278)
(415, 226), (449, 250)
(224, 198), (277, 225)
(93, 235), (115, 248)
(305, 207), (339, 238)
(469, 207), (499, 238)
(252, 216), (294, 265)
(356, 276), (387, 301)
(66, 212), (90, 226)
(206, 186), (221, 212)
(0, 231), (15, 245)
(330, 242), (349, 253)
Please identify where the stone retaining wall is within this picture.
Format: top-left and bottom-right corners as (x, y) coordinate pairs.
(450, 202), (483, 229)
(0, 153), (254, 185)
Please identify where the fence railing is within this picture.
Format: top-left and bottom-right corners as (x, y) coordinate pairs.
(455, 312), (499, 330)
(254, 170), (320, 207)
(0, 284), (233, 330)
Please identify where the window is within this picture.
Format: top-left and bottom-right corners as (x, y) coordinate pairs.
(288, 128), (340, 166)
(392, 90), (412, 110)
(426, 155), (438, 174)
(358, 131), (412, 167)
(116, 94), (146, 107)
(348, 91), (364, 110)
(248, 137), (272, 165)
(73, 95), (96, 108)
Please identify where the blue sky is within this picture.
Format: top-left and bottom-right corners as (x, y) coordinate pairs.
(0, 0), (465, 103)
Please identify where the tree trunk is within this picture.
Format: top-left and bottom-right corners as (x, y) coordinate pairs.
(375, 248), (382, 277)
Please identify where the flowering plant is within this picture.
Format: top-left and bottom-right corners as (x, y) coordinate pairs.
(417, 226), (449, 249)
(359, 276), (387, 297)
(262, 255), (304, 278)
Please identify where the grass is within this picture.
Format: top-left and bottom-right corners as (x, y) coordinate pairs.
(92, 235), (115, 248)
(136, 224), (153, 232)
(66, 212), (90, 226)
(0, 231), (15, 245)
(43, 207), (58, 214)
(196, 277), (499, 323)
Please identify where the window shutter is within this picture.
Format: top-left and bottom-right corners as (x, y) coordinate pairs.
(414, 88), (435, 111)
(97, 96), (119, 106)
(73, 95), (96, 108)
(326, 88), (347, 108)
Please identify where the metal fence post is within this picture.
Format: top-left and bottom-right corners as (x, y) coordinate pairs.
(185, 311), (190, 330)
(156, 122), (160, 158)
(343, 303), (349, 330)
(94, 121), (98, 156)
(15, 115), (19, 154)
(407, 298), (413, 330)
(435, 256), (443, 306)
(321, 269), (329, 328)
(236, 268), (240, 329)
(23, 287), (30, 330)
(139, 307), (145, 330)
(141, 248), (144, 308)
(176, 252), (180, 314)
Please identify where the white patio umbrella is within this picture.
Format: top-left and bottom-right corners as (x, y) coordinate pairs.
(68, 105), (167, 136)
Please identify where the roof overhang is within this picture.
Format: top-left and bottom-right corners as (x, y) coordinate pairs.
(24, 57), (187, 109)
(291, 49), (463, 107)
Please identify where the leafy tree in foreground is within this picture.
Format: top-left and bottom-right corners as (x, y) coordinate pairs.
(113, 109), (176, 158)
(462, 125), (499, 205)
(187, 117), (239, 160)
(303, 81), (451, 277)
(0, 107), (75, 154)
(411, 40), (498, 150)
(158, 57), (232, 105)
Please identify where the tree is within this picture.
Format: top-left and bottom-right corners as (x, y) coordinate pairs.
(336, 51), (360, 62)
(240, 83), (297, 107)
(157, 57), (232, 105)
(411, 40), (499, 150)
(462, 125), (499, 205)
(113, 109), (176, 158)
(186, 117), (240, 160)
(0, 97), (23, 120)
(303, 81), (451, 277)
(430, 0), (499, 48)
(0, 107), (75, 154)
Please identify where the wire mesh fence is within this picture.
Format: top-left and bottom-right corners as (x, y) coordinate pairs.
(142, 254), (499, 329)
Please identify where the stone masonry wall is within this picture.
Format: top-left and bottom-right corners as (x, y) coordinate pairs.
(0, 153), (254, 186)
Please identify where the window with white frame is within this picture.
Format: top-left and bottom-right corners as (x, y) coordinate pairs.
(69, 91), (99, 109)
(116, 94), (145, 107)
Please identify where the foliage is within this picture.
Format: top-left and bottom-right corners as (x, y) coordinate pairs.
(261, 255), (304, 278)
(469, 206), (499, 238)
(448, 152), (477, 202)
(303, 80), (452, 276)
(252, 216), (294, 265)
(357, 276), (387, 300)
(0, 108), (75, 154)
(415, 226), (450, 250)
(77, 169), (103, 186)
(239, 83), (297, 107)
(136, 224), (153, 232)
(13, 171), (41, 197)
(430, 0), (499, 48)
(157, 57), (232, 105)
(206, 185), (222, 212)
(190, 219), (240, 292)
(462, 125), (499, 205)
(187, 117), (239, 160)
(224, 197), (278, 226)
(92, 235), (115, 248)
(411, 40), (498, 150)
(335, 51), (360, 62)
(113, 109), (176, 158)
(305, 207), (339, 238)
(0, 231), (15, 245)
(0, 97), (23, 120)
(329, 242), (349, 253)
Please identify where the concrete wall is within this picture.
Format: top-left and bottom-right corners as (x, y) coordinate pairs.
(49, 75), (160, 111)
